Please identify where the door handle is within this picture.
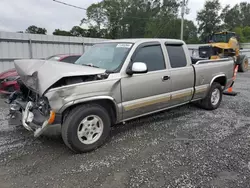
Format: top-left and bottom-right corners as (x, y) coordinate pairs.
(162, 75), (170, 81)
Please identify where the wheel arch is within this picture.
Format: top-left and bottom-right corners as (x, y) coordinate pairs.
(210, 74), (227, 87)
(61, 96), (119, 125)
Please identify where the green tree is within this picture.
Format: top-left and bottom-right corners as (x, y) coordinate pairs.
(86, 2), (106, 30)
(82, 0), (198, 42)
(25, 25), (47, 34)
(242, 26), (250, 41)
(196, 0), (222, 41)
(233, 27), (246, 43)
(70, 26), (86, 37)
(221, 2), (250, 30)
(220, 4), (240, 30)
(239, 2), (250, 27)
(52, 26), (107, 38)
(84, 26), (107, 38)
(144, 0), (172, 38)
(183, 20), (199, 44)
(102, 0), (128, 39)
(84, 0), (184, 39)
(219, 2), (250, 42)
(53, 29), (72, 36)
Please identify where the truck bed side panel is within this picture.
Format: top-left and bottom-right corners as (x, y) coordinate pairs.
(192, 60), (234, 100)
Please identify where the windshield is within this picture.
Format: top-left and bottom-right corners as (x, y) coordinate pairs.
(211, 33), (235, 43)
(74, 42), (133, 72)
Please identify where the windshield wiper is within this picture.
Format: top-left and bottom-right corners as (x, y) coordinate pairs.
(105, 70), (115, 73)
(82, 64), (100, 68)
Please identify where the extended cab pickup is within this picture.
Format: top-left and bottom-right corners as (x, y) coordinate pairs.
(8, 38), (235, 153)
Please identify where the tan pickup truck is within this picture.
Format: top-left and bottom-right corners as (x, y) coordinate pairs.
(8, 38), (235, 153)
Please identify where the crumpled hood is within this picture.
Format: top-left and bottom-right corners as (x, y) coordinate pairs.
(14, 59), (106, 96)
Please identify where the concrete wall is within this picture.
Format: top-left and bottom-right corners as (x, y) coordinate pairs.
(0, 31), (109, 72)
(241, 43), (250, 49)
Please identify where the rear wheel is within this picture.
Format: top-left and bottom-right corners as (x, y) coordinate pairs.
(62, 104), (111, 153)
(199, 82), (222, 110)
(238, 55), (248, 72)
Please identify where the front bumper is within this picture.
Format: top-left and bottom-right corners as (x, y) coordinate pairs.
(9, 100), (62, 137)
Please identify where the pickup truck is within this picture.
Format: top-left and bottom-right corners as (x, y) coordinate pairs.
(8, 38), (235, 153)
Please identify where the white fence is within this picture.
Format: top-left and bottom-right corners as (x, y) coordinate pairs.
(0, 31), (109, 72)
(0, 31), (250, 72)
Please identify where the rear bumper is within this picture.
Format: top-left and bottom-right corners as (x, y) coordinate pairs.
(9, 100), (62, 137)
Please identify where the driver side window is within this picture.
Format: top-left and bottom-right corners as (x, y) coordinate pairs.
(133, 45), (166, 72)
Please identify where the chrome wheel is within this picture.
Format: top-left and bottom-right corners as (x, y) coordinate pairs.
(211, 88), (220, 106)
(77, 115), (104, 145)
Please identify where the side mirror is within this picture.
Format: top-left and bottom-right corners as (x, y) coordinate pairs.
(127, 62), (148, 75)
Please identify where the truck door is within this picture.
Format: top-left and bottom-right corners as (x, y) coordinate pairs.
(121, 42), (172, 120)
(165, 43), (194, 106)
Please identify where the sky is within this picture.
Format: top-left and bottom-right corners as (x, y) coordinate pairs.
(0, 0), (248, 34)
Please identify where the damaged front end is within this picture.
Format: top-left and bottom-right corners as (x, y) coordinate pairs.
(7, 79), (57, 137)
(7, 59), (109, 137)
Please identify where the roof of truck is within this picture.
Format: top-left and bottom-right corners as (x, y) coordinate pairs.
(98, 38), (184, 44)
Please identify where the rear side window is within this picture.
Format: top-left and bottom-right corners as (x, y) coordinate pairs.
(133, 45), (165, 72)
(166, 45), (187, 68)
(61, 56), (81, 64)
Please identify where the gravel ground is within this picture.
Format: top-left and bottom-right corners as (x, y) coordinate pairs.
(1, 72), (250, 188)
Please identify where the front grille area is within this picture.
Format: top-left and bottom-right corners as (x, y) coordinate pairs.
(18, 79), (50, 116)
(18, 79), (38, 101)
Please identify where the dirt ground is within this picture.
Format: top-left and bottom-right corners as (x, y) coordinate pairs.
(1, 72), (250, 188)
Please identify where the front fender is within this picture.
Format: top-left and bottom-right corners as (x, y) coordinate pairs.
(59, 96), (117, 112)
(58, 96), (121, 123)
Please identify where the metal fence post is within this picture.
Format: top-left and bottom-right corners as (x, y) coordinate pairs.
(28, 39), (33, 58)
(82, 42), (85, 53)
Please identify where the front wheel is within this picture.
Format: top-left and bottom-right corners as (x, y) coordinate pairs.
(61, 104), (111, 153)
(198, 82), (222, 110)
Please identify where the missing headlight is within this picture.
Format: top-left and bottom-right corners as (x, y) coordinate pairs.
(37, 97), (50, 116)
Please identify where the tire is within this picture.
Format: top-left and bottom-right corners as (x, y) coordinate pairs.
(238, 55), (248, 72)
(61, 104), (111, 153)
(199, 82), (222, 110)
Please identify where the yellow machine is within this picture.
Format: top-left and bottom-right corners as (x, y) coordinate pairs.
(198, 31), (249, 72)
